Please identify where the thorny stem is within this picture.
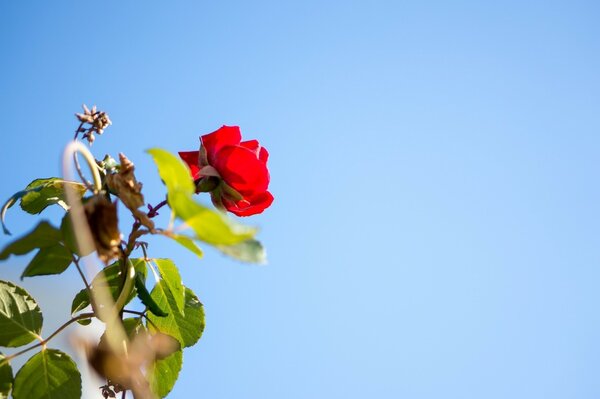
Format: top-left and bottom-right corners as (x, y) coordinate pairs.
(0, 313), (95, 365)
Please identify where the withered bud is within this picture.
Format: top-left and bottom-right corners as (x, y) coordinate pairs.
(84, 195), (121, 263)
(76, 104), (112, 145)
(106, 153), (155, 230)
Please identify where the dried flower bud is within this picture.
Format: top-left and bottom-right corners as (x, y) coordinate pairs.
(106, 153), (155, 230)
(76, 104), (112, 145)
(84, 195), (121, 263)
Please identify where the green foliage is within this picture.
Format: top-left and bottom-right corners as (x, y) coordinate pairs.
(164, 233), (204, 258)
(0, 221), (61, 260)
(0, 112), (270, 398)
(217, 239), (267, 264)
(71, 259), (147, 317)
(11, 349), (81, 399)
(170, 190), (257, 245)
(148, 284), (205, 348)
(21, 245), (72, 279)
(20, 178), (86, 215)
(0, 352), (13, 399)
(0, 178), (85, 235)
(148, 349), (183, 398)
(134, 273), (169, 317)
(154, 259), (184, 312)
(0, 280), (43, 347)
(147, 148), (195, 195)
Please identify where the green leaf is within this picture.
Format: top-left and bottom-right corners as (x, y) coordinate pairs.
(0, 221), (61, 260)
(20, 178), (86, 215)
(21, 245), (72, 279)
(1, 179), (86, 235)
(217, 239), (267, 264)
(60, 213), (93, 257)
(170, 190), (256, 246)
(147, 148), (195, 195)
(153, 259), (184, 312)
(70, 259), (147, 317)
(0, 352), (13, 399)
(12, 349), (81, 399)
(135, 273), (168, 317)
(163, 233), (203, 258)
(148, 284), (205, 348)
(0, 280), (43, 347)
(148, 349), (183, 398)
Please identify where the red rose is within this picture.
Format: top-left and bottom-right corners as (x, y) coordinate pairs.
(179, 126), (274, 217)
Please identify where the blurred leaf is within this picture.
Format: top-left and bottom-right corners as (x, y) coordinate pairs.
(20, 178), (86, 214)
(11, 349), (81, 399)
(0, 280), (42, 347)
(71, 259), (147, 317)
(60, 213), (93, 257)
(163, 233), (203, 259)
(148, 349), (183, 398)
(154, 259), (184, 313)
(217, 239), (267, 264)
(0, 221), (61, 260)
(147, 148), (195, 195)
(21, 245), (72, 279)
(170, 190), (256, 246)
(0, 352), (13, 399)
(148, 284), (205, 348)
(135, 273), (168, 317)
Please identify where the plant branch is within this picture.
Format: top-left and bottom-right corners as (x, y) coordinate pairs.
(72, 255), (91, 292)
(1, 312), (95, 364)
(122, 309), (160, 332)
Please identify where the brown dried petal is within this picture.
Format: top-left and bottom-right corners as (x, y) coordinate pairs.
(84, 195), (120, 263)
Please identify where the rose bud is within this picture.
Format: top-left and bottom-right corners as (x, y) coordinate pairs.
(179, 125), (274, 217)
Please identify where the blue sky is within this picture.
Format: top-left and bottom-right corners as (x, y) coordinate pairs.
(1, 1), (600, 398)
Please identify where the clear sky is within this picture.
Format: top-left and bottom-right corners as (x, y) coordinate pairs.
(1, 1), (600, 398)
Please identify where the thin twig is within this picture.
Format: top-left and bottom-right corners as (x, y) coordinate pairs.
(72, 255), (91, 292)
(122, 310), (160, 332)
(73, 121), (95, 190)
(1, 312), (95, 364)
(147, 199), (168, 218)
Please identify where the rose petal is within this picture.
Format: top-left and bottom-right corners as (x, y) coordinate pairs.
(224, 191), (274, 217)
(201, 126), (241, 163)
(240, 140), (269, 163)
(178, 151), (201, 179)
(213, 145), (270, 195)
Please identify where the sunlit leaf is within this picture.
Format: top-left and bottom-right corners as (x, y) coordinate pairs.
(20, 178), (86, 214)
(11, 349), (81, 399)
(147, 284), (205, 348)
(147, 148), (195, 195)
(0, 221), (61, 260)
(148, 349), (183, 398)
(170, 190), (256, 246)
(162, 233), (203, 259)
(0, 280), (42, 347)
(1, 178), (86, 235)
(217, 239), (267, 264)
(21, 245), (72, 279)
(154, 259), (184, 312)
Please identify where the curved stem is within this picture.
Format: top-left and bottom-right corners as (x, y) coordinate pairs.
(113, 258), (136, 312)
(1, 313), (95, 364)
